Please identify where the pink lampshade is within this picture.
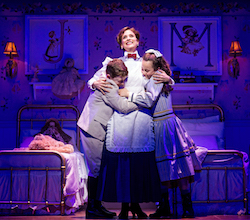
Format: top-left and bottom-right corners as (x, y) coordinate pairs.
(3, 42), (18, 58)
(229, 41), (242, 57)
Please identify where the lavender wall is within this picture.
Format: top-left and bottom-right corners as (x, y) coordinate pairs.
(0, 1), (249, 153)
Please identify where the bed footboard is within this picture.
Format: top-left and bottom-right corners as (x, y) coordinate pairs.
(171, 150), (248, 216)
(0, 150), (66, 215)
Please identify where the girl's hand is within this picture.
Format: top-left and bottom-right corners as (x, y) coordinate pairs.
(92, 77), (112, 95)
(153, 69), (171, 84)
(118, 88), (129, 97)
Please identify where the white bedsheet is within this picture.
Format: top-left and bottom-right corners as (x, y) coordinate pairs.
(62, 152), (88, 212)
(0, 150), (88, 215)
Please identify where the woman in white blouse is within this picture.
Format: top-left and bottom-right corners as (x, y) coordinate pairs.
(89, 27), (171, 219)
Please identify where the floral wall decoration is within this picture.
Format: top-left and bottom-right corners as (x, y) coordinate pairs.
(0, 1), (249, 15)
(244, 80), (250, 92)
(0, 97), (8, 110)
(233, 96), (241, 110)
(245, 110), (250, 119)
(94, 37), (102, 50)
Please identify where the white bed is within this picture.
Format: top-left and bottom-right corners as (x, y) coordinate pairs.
(170, 104), (249, 216)
(0, 105), (88, 215)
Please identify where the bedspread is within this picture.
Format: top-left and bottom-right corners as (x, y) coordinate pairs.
(62, 152), (88, 210)
(0, 150), (88, 215)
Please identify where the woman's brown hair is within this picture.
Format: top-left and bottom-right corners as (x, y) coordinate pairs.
(116, 26), (140, 49)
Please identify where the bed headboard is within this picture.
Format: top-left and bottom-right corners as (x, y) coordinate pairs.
(17, 105), (80, 150)
(172, 104), (224, 122)
(172, 104), (225, 150)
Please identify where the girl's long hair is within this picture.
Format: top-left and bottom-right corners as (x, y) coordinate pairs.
(143, 53), (173, 94)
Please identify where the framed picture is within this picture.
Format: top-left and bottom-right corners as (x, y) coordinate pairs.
(25, 15), (88, 75)
(158, 16), (222, 75)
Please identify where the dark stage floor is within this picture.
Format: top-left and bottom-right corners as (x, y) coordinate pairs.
(1, 209), (250, 220)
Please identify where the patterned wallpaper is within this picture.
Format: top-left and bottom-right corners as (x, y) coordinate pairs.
(0, 1), (250, 123)
(0, 1), (249, 14)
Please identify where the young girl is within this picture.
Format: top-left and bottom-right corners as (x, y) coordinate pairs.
(119, 49), (204, 218)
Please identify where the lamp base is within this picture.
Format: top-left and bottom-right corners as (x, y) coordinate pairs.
(6, 59), (17, 79)
(228, 58), (239, 79)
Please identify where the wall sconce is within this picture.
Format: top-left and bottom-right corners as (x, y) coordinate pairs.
(227, 40), (242, 79)
(3, 42), (18, 79)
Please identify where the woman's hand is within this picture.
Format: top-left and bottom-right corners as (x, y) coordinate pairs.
(92, 77), (113, 95)
(153, 69), (171, 84)
(118, 88), (129, 98)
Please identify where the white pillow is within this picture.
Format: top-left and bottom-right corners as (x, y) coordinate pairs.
(191, 135), (218, 150)
(182, 121), (225, 149)
(20, 129), (40, 144)
(182, 115), (220, 123)
(19, 136), (34, 148)
(20, 129), (40, 138)
(63, 129), (77, 149)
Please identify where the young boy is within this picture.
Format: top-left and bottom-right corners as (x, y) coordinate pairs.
(77, 58), (138, 219)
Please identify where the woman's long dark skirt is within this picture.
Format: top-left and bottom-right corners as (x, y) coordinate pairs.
(97, 147), (161, 203)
